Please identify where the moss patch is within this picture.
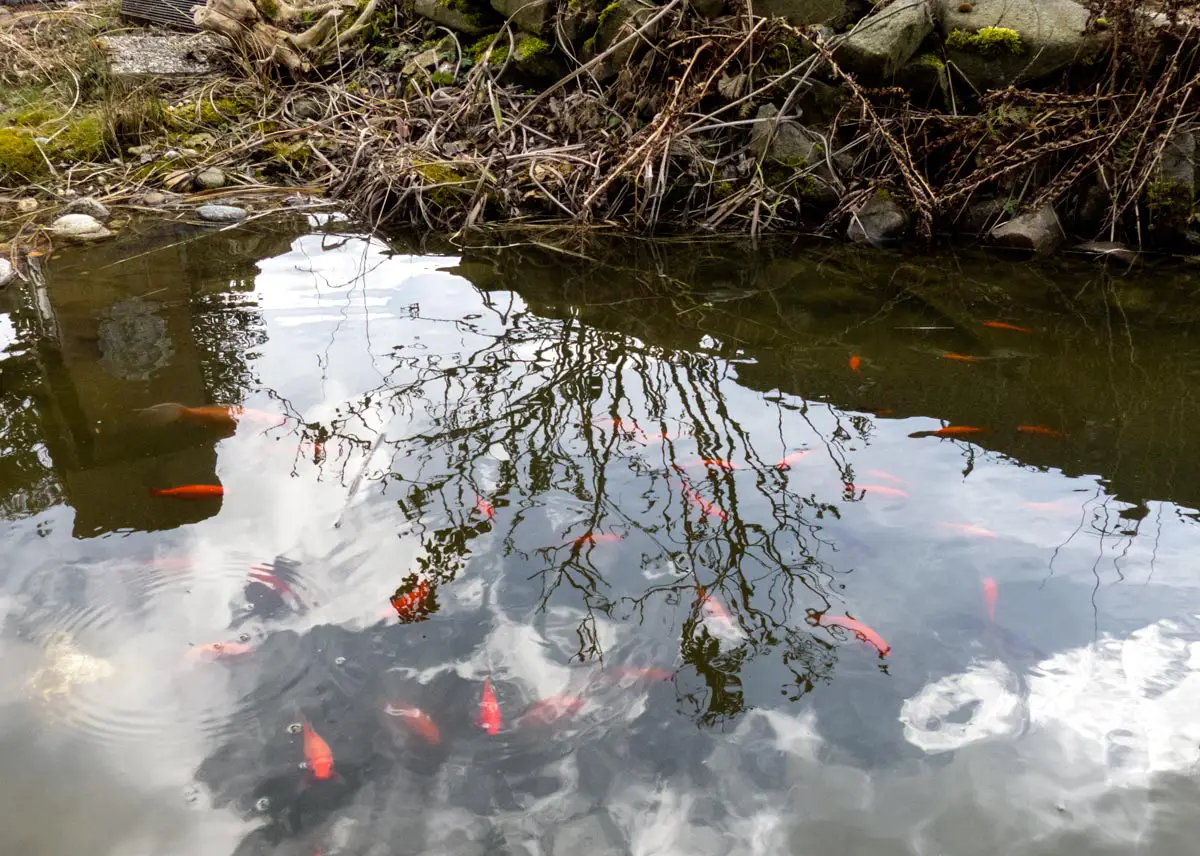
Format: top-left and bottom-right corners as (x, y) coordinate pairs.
(52, 113), (109, 161)
(0, 129), (46, 181)
(165, 98), (254, 131)
(515, 35), (551, 61)
(946, 25), (1023, 57)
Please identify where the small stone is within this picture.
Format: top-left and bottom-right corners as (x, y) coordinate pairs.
(847, 194), (909, 245)
(989, 205), (1063, 256)
(413, 0), (498, 34)
(837, 0), (933, 76)
(195, 167), (227, 190)
(49, 213), (113, 241)
(180, 148), (202, 159)
(128, 144), (151, 156)
(291, 97), (324, 121)
(141, 191), (167, 206)
(15, 197), (38, 214)
(195, 204), (247, 223)
(63, 196), (111, 222)
(0, 258), (14, 288)
(957, 197), (1006, 235)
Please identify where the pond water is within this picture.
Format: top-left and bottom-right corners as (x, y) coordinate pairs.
(4, 215), (1200, 856)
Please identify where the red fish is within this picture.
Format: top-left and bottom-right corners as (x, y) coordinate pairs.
(1016, 424), (1066, 438)
(775, 450), (810, 470)
(941, 352), (981, 363)
(517, 695), (585, 727)
(849, 355), (862, 372)
(680, 458), (738, 471)
(139, 402), (282, 430)
(818, 615), (890, 658)
(390, 578), (432, 621)
(684, 489), (727, 521)
(383, 702), (442, 745)
(477, 678), (502, 735)
(982, 577), (998, 622)
(849, 483), (908, 498)
(150, 485), (224, 500)
(1021, 499), (1074, 515)
(248, 564), (297, 600)
(299, 715), (336, 780)
(185, 641), (253, 661)
(982, 321), (1033, 334)
(474, 496), (495, 519)
(571, 532), (625, 547)
(909, 426), (988, 439)
(939, 522), (997, 539)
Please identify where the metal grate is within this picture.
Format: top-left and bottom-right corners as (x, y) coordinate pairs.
(119, 0), (199, 30)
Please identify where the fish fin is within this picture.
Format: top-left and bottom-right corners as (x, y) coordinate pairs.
(137, 402), (186, 425)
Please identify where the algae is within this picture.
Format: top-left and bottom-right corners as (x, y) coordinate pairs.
(0, 129), (46, 181)
(945, 26), (1023, 57)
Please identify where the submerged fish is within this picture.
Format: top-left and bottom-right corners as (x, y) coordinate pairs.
(25, 632), (116, 704)
(849, 483), (908, 499)
(817, 614), (890, 658)
(982, 577), (998, 622)
(139, 402), (281, 430)
(390, 578), (432, 622)
(571, 532), (625, 547)
(908, 426), (988, 439)
(477, 678), (502, 735)
(150, 484), (224, 500)
(684, 489), (727, 521)
(299, 714), (337, 780)
(941, 352), (980, 363)
(680, 458), (738, 471)
(981, 321), (1034, 334)
(775, 450), (810, 470)
(474, 495), (495, 519)
(383, 701), (442, 745)
(1016, 424), (1066, 438)
(867, 469), (905, 485)
(939, 522), (998, 539)
(185, 641), (254, 661)
(517, 695), (585, 727)
(849, 355), (862, 372)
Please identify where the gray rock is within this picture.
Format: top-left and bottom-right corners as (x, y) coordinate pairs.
(989, 205), (1063, 255)
(195, 167), (227, 190)
(16, 197), (38, 214)
(0, 258), (14, 288)
(936, 0), (1109, 87)
(837, 0), (934, 77)
(1148, 130), (1195, 229)
(195, 204), (247, 223)
(847, 194), (909, 244)
(63, 196), (110, 222)
(141, 191), (168, 206)
(587, 0), (665, 81)
(549, 813), (623, 856)
(750, 104), (826, 167)
(49, 213), (113, 241)
(753, 0), (843, 25)
(490, 0), (554, 33)
(413, 0), (498, 34)
(291, 97), (324, 120)
(957, 196), (1006, 235)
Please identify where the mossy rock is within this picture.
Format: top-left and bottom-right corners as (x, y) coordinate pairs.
(490, 0), (554, 34)
(413, 0), (501, 34)
(0, 129), (47, 182)
(585, 0), (662, 82)
(52, 114), (110, 161)
(164, 98), (254, 131)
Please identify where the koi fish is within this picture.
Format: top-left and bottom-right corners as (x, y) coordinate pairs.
(908, 426), (988, 439)
(571, 532), (625, 547)
(849, 355), (862, 372)
(684, 489), (727, 521)
(982, 321), (1033, 334)
(474, 496), (495, 519)
(775, 450), (810, 470)
(941, 353), (980, 363)
(477, 677), (502, 735)
(383, 702), (441, 745)
(1016, 425), (1066, 438)
(867, 470), (905, 485)
(298, 440), (327, 463)
(818, 615), (890, 657)
(299, 715), (336, 780)
(248, 563), (298, 601)
(849, 483), (908, 498)
(696, 586), (743, 640)
(185, 641), (253, 661)
(982, 577), (998, 622)
(680, 458), (738, 471)
(390, 579), (432, 622)
(868, 408), (896, 417)
(1021, 500), (1074, 514)
(517, 695), (585, 727)
(138, 402), (281, 430)
(149, 485), (224, 499)
(939, 522), (997, 539)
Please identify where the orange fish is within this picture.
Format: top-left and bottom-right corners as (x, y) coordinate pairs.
(684, 489), (727, 521)
(299, 715), (336, 780)
(849, 483), (908, 498)
(571, 532), (625, 547)
(477, 677), (502, 735)
(939, 522), (997, 539)
(185, 641), (253, 661)
(775, 450), (810, 470)
(941, 353), (980, 363)
(909, 426), (988, 439)
(982, 321), (1033, 334)
(869, 408), (896, 417)
(150, 484), (224, 500)
(867, 470), (905, 485)
(849, 355), (862, 372)
(818, 615), (890, 657)
(139, 402), (281, 430)
(1021, 500), (1074, 514)
(681, 458), (738, 471)
(1016, 425), (1066, 438)
(390, 578), (432, 622)
(982, 577), (998, 622)
(383, 702), (442, 745)
(474, 495), (495, 519)
(517, 695), (585, 728)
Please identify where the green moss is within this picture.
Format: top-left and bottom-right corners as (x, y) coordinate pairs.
(761, 33), (808, 74)
(263, 140), (311, 167)
(430, 70), (456, 86)
(582, 35), (597, 55)
(1146, 178), (1192, 222)
(597, 0), (621, 29)
(414, 161), (469, 206)
(165, 98), (253, 131)
(713, 181), (734, 200)
(875, 187), (892, 201)
(946, 25), (1023, 57)
(0, 128), (45, 181)
(912, 51), (944, 71)
(468, 33), (509, 64)
(1095, 16), (1109, 30)
(52, 113), (109, 160)
(515, 35), (551, 61)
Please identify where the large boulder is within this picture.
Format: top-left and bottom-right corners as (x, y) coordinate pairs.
(490, 0), (554, 34)
(753, 0), (843, 25)
(414, 0), (500, 34)
(836, 0), (934, 77)
(989, 205), (1063, 256)
(936, 0), (1109, 88)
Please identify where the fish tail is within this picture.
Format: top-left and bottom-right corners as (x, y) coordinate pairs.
(138, 402), (186, 425)
(148, 488), (165, 497)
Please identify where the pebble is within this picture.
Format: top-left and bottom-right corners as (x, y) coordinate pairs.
(196, 204), (247, 223)
(141, 191), (167, 206)
(0, 258), (14, 288)
(49, 213), (113, 241)
(63, 196), (110, 222)
(16, 197), (38, 214)
(195, 167), (227, 190)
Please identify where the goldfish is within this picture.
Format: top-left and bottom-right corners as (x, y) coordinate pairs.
(941, 353), (980, 363)
(517, 695), (585, 728)
(571, 532), (625, 547)
(474, 495), (495, 519)
(680, 458), (738, 471)
(477, 677), (502, 735)
(383, 702), (441, 745)
(684, 489), (727, 521)
(696, 587), (743, 639)
(867, 470), (905, 485)
(868, 408), (896, 417)
(939, 522), (997, 539)
(248, 563), (297, 601)
(390, 578), (432, 622)
(982, 577), (998, 622)
(775, 450), (810, 470)
(149, 485), (224, 500)
(298, 715), (336, 780)
(138, 402), (281, 430)
(908, 426), (988, 439)
(1016, 425), (1066, 438)
(817, 615), (890, 658)
(981, 321), (1033, 334)
(849, 483), (908, 498)
(185, 641), (253, 661)
(849, 355), (862, 372)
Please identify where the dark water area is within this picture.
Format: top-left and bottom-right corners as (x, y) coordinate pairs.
(4, 217), (1200, 856)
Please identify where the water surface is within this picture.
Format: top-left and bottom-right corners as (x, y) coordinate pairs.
(3, 219), (1200, 855)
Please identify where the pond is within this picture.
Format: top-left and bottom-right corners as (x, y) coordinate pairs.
(3, 215), (1200, 856)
